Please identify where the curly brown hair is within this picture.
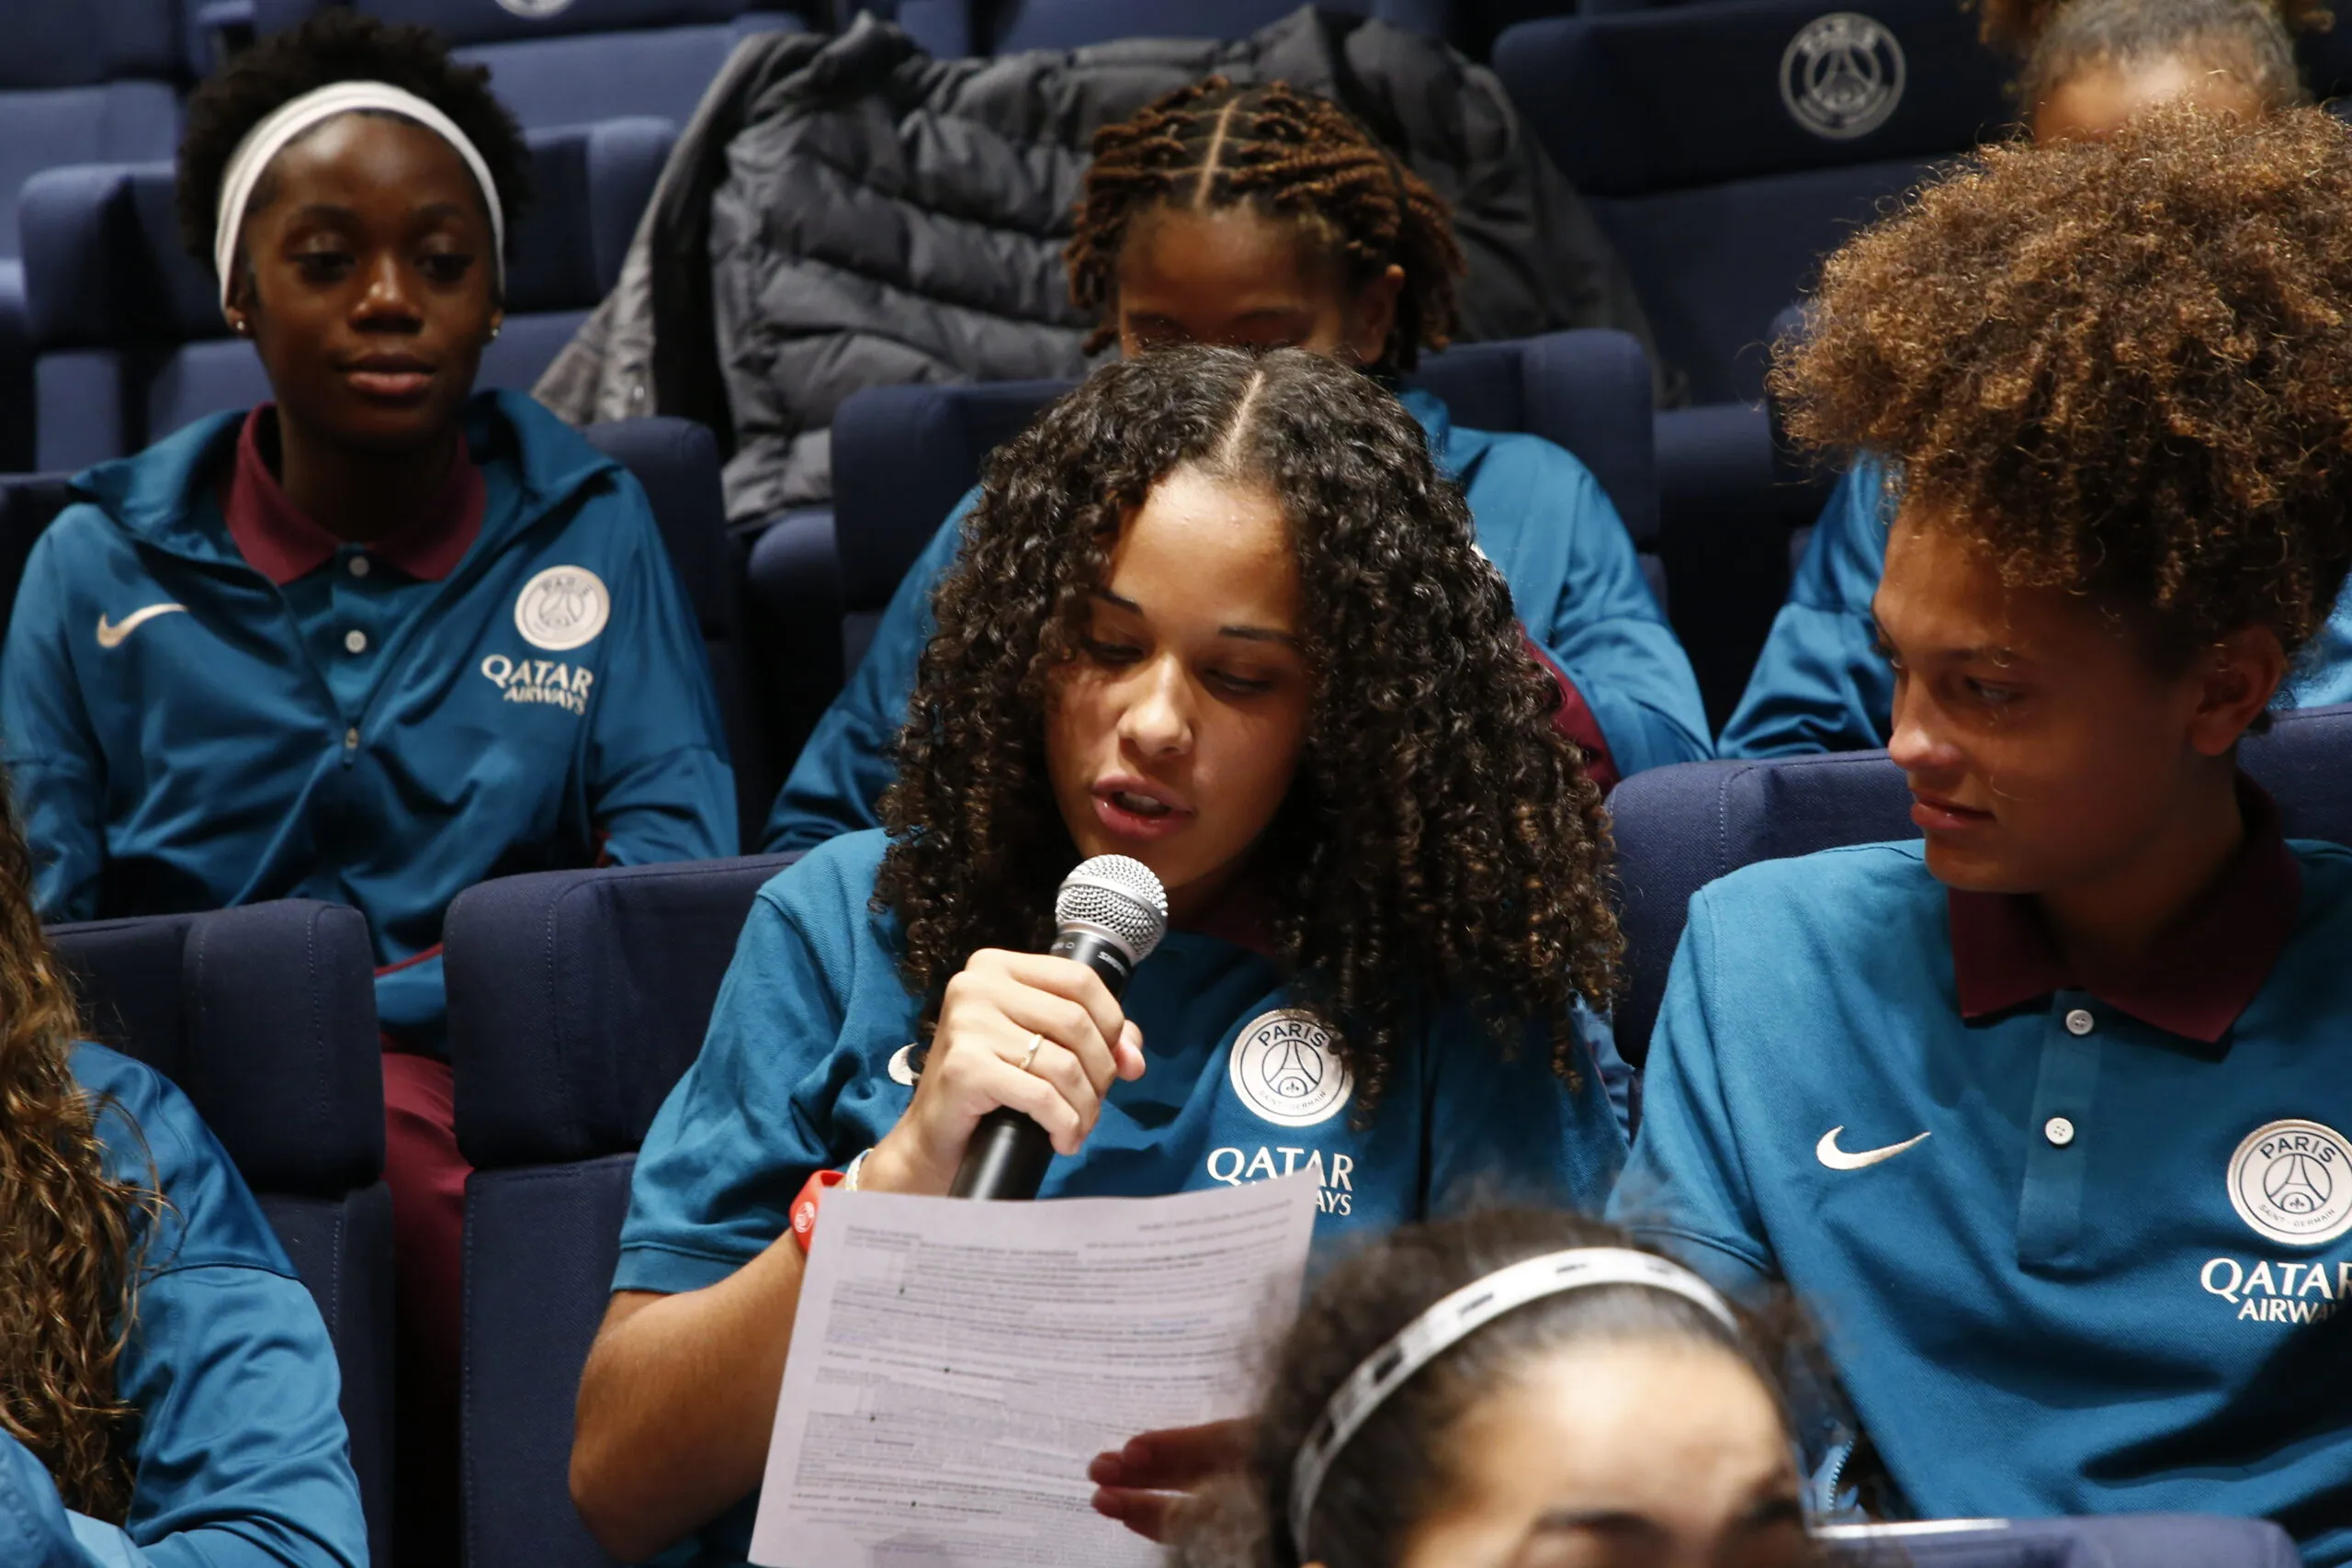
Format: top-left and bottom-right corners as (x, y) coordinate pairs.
(1066, 78), (1464, 372)
(872, 346), (1620, 1113)
(1773, 106), (2352, 671)
(0, 778), (156, 1522)
(1974, 0), (2326, 109)
(1172, 1208), (1815, 1568)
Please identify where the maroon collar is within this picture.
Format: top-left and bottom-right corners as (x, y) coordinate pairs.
(1949, 778), (2301, 1045)
(220, 406), (485, 585)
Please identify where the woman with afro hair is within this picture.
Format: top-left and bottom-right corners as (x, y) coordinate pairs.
(1620, 107), (2352, 1558)
(0, 11), (735, 1561)
(573, 346), (1632, 1564)
(762, 76), (1710, 853)
(1721, 0), (2351, 758)
(0, 765), (366, 1564)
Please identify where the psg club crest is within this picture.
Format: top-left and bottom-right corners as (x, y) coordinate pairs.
(514, 566), (611, 652)
(1229, 1010), (1352, 1128)
(1780, 13), (1905, 141)
(2228, 1119), (2352, 1247)
(495, 0), (578, 18)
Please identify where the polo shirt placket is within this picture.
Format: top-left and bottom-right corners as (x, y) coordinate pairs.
(2018, 993), (2104, 1269)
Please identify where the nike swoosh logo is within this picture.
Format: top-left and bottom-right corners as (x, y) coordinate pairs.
(1816, 1126), (1932, 1171)
(95, 603), (187, 649)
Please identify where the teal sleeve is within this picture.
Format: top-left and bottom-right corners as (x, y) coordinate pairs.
(615, 873), (854, 1294)
(2, 526), (107, 922)
(1716, 458), (1897, 759)
(1425, 1002), (1628, 1218)
(1543, 469), (1713, 777)
(762, 493), (978, 853)
(586, 476), (737, 863)
(1606, 891), (1776, 1301)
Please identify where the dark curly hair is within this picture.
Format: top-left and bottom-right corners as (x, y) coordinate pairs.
(1772, 106), (2352, 678)
(0, 772), (160, 1525)
(1975, 0), (2325, 109)
(1066, 78), (1464, 373)
(176, 8), (532, 303)
(1171, 1209), (1812, 1568)
(873, 347), (1620, 1114)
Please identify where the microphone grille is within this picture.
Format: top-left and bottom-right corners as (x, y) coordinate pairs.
(1056, 855), (1170, 963)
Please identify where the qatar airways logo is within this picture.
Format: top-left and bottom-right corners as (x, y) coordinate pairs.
(481, 653), (594, 716)
(1205, 1145), (1355, 1217)
(2199, 1256), (2351, 1325)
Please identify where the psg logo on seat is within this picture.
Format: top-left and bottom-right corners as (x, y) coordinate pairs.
(1781, 12), (1905, 141)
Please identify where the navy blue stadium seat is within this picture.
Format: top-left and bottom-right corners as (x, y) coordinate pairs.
(1818, 1515), (2300, 1567)
(862, 0), (1448, 54)
(749, 328), (1659, 770)
(0, 470), (81, 652)
(1495, 1), (2009, 409)
(49, 899), (394, 1568)
(19, 118), (670, 471)
(1606, 704), (2352, 1066)
(447, 852), (796, 1568)
(0, 5), (185, 472)
(227, 0), (804, 130)
(580, 417), (773, 852)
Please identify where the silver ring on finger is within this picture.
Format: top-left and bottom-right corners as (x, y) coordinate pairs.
(1018, 1031), (1046, 1074)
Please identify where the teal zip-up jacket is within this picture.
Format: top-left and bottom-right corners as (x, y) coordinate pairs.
(1, 392), (735, 1052)
(1721, 457), (2352, 757)
(763, 388), (1712, 852)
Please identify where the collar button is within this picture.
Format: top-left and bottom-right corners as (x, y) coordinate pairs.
(2064, 1008), (2095, 1036)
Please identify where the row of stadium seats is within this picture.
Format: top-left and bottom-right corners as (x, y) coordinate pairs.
(59, 709), (2346, 1565)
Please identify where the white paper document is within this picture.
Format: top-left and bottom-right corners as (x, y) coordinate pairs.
(749, 1172), (1320, 1568)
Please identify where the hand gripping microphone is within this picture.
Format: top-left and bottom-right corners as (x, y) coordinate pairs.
(949, 855), (1169, 1201)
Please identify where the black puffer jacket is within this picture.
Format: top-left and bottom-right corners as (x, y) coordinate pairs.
(537, 6), (1661, 523)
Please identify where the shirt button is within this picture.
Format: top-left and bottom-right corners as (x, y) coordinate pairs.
(347, 555), (370, 578)
(344, 628), (368, 654)
(2044, 1116), (2076, 1147)
(343, 728), (359, 750)
(2064, 1008), (2094, 1036)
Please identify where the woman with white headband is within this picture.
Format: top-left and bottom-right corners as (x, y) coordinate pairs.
(1138, 1209), (1820, 1568)
(0, 12), (735, 1564)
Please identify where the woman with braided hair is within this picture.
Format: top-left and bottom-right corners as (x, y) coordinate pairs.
(1722, 0), (2349, 758)
(0, 768), (366, 1565)
(763, 76), (1709, 853)
(573, 346), (1631, 1564)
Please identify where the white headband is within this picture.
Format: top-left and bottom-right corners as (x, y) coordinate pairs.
(213, 80), (507, 315)
(1286, 1247), (1740, 1562)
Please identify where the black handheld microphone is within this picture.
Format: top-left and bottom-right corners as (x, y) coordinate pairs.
(949, 854), (1169, 1201)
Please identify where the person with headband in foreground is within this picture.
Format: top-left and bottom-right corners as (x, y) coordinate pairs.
(0, 772), (366, 1567)
(571, 347), (1632, 1565)
(1621, 107), (2352, 1561)
(0, 13), (733, 1561)
(1151, 1210), (1815, 1568)
(761, 77), (1709, 854)
(1719, 0), (2347, 758)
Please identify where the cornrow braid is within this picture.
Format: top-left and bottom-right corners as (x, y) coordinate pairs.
(1067, 78), (1464, 372)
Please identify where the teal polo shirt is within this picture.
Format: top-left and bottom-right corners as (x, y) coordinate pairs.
(0, 1045), (367, 1567)
(616, 829), (1631, 1566)
(1719, 457), (2352, 757)
(1, 392), (736, 1052)
(1615, 788), (2352, 1562)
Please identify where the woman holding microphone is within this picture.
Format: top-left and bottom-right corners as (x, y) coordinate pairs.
(570, 346), (1632, 1563)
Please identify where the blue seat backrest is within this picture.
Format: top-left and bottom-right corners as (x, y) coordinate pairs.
(248, 0), (800, 130)
(19, 118), (672, 469)
(47, 899), (394, 1567)
(1495, 0), (2010, 404)
(0, 4), (182, 257)
(823, 327), (1657, 662)
(1606, 704), (2352, 1066)
(1820, 1514), (2301, 1567)
(980, 0), (1444, 51)
(447, 852), (795, 1568)
(581, 417), (772, 851)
